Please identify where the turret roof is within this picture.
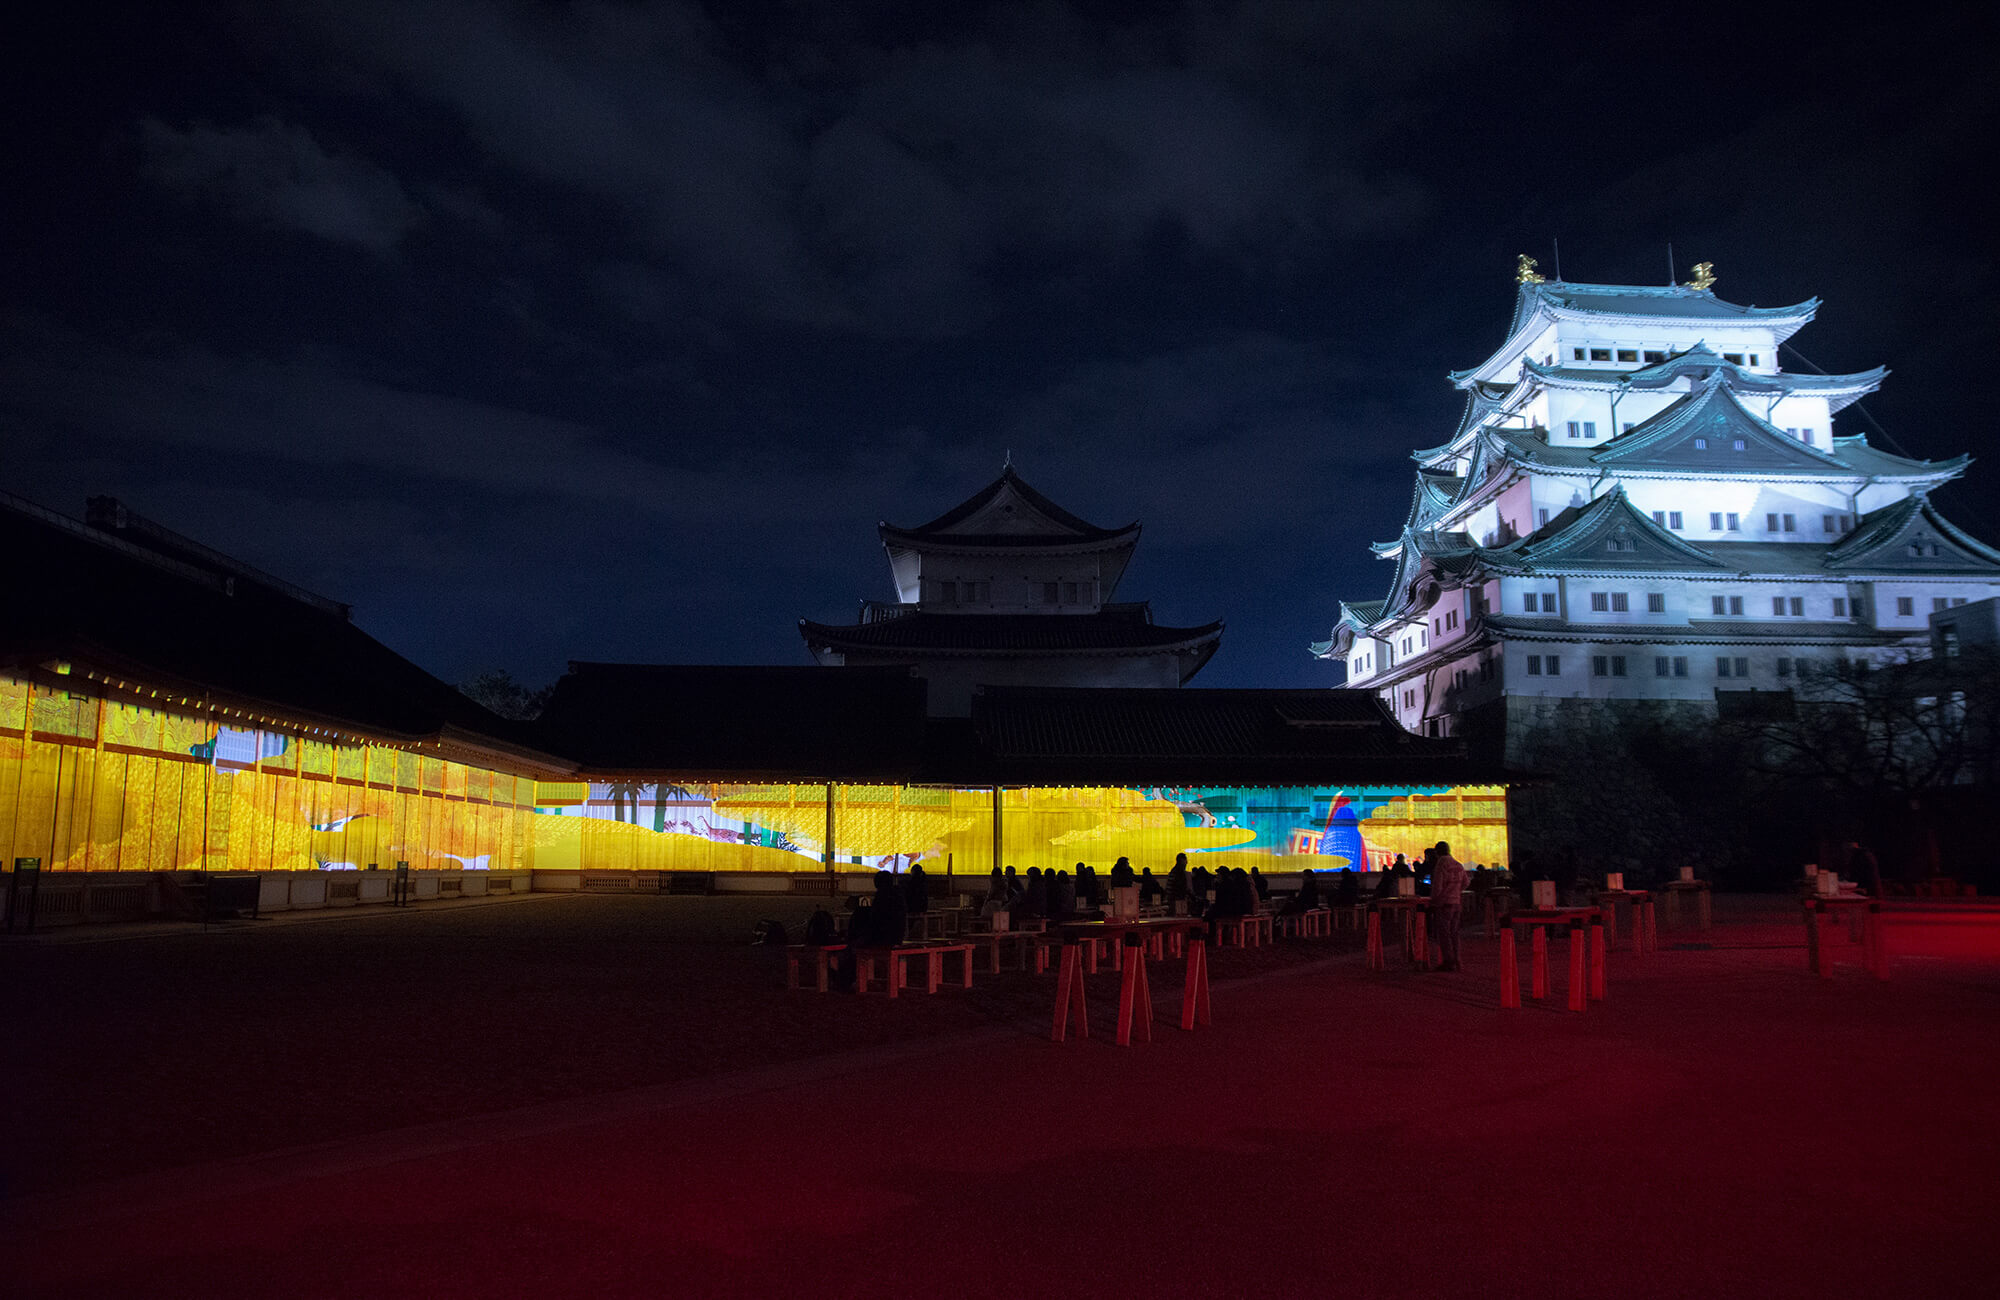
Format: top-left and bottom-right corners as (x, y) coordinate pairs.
(1824, 495), (2000, 573)
(879, 466), (1138, 549)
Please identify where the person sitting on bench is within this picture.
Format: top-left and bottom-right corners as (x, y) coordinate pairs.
(1139, 868), (1162, 904)
(1280, 869), (1320, 916)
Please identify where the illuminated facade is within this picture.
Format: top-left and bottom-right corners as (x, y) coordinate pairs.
(1317, 262), (2000, 744)
(801, 466), (1223, 714)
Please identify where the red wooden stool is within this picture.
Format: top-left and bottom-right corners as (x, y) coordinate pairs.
(1180, 927), (1212, 1030)
(1365, 908), (1384, 970)
(1116, 932), (1153, 1046)
(1499, 926), (1520, 1008)
(1052, 940), (1089, 1042)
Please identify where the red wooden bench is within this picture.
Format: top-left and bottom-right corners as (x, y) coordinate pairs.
(785, 943), (847, 993)
(855, 942), (976, 997)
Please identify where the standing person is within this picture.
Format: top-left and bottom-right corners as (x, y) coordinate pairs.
(1139, 868), (1162, 904)
(1250, 866), (1271, 905)
(1429, 840), (1467, 971)
(1190, 864), (1212, 906)
(904, 863), (929, 916)
(1165, 858), (1188, 907)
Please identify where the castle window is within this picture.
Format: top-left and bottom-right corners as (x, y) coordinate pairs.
(1582, 421), (1597, 438)
(1589, 348), (1611, 361)
(1572, 348), (1586, 361)
(1623, 422), (1635, 432)
(1730, 596), (1744, 615)
(1840, 514), (1852, 531)
(1897, 597), (1914, 617)
(1617, 349), (1638, 363)
(1653, 510), (1666, 526)
(1790, 597), (1804, 616)
(1673, 656), (1689, 677)
(1648, 592), (1666, 613)
(1777, 657), (1793, 677)
(1694, 438), (1708, 450)
(1643, 350), (1666, 363)
(1669, 511), (1683, 529)
(1723, 353), (1744, 364)
(1612, 655), (1626, 676)
(1538, 508), (1550, 527)
(1709, 512), (1722, 530)
(1523, 593), (1538, 613)
(1833, 597), (1848, 617)
(1797, 428), (1813, 443)
(1591, 592), (1609, 612)
(1655, 656), (1671, 677)
(1611, 593), (1629, 612)
(1933, 597), (1949, 612)
(1727, 513), (1740, 531)
(1767, 513), (1779, 532)
(1712, 595), (1727, 615)
(1592, 656), (1608, 677)
(1063, 581), (1082, 602)
(1566, 421), (1581, 439)
(1822, 515), (1837, 533)
(1750, 354), (1761, 365)
(965, 581), (990, 602)
(1541, 593), (1557, 612)
(1772, 597), (1786, 616)
(1732, 439), (1746, 451)
(1546, 655), (1561, 675)
(1527, 655), (1542, 676)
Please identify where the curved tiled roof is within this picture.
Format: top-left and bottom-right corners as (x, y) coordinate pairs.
(879, 466), (1138, 548)
(799, 607), (1223, 657)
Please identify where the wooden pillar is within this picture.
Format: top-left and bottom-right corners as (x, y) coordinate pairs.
(823, 782), (837, 879)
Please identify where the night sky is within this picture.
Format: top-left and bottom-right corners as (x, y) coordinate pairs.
(7, 2), (1995, 691)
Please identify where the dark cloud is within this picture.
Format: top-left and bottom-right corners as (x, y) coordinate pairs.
(4, 1), (1994, 691)
(138, 116), (422, 252)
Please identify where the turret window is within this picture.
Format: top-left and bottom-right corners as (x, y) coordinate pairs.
(1541, 593), (1558, 612)
(1642, 350), (1667, 363)
(1655, 656), (1689, 678)
(1616, 349), (1638, 363)
(1589, 349), (1611, 361)
(1712, 595), (1745, 616)
(1832, 597), (1848, 617)
(1896, 597), (1914, 617)
(1716, 656), (1750, 678)
(1723, 353), (1745, 365)
(1648, 592), (1666, 613)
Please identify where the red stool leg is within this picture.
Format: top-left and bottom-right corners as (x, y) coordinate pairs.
(1531, 926), (1548, 1000)
(1500, 926), (1520, 1009)
(928, 950), (943, 994)
(1111, 935), (1123, 971)
(1588, 919), (1606, 1001)
(1366, 910), (1383, 970)
(1644, 901), (1657, 953)
(1567, 926), (1586, 1011)
(1053, 943), (1088, 1042)
(1116, 954), (1139, 1046)
(1181, 938), (1211, 1029)
(1135, 952), (1153, 1042)
(1413, 911), (1429, 970)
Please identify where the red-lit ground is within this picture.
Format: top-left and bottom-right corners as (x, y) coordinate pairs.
(5, 896), (1998, 1298)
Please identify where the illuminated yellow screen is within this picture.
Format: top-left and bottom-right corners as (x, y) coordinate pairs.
(0, 676), (1508, 876)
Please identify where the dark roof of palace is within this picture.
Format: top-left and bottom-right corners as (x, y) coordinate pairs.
(878, 466), (1138, 547)
(0, 492), (536, 750)
(537, 663), (932, 781)
(799, 605), (1222, 655)
(968, 688), (1497, 785)
(536, 666), (1504, 785)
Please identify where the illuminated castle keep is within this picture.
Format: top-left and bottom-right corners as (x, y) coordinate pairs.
(1316, 259), (2000, 743)
(801, 466), (1223, 714)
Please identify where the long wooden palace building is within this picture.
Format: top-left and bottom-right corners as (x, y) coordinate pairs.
(1, 488), (1504, 924)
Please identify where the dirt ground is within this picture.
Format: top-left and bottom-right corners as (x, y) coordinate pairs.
(6, 892), (1998, 1298)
